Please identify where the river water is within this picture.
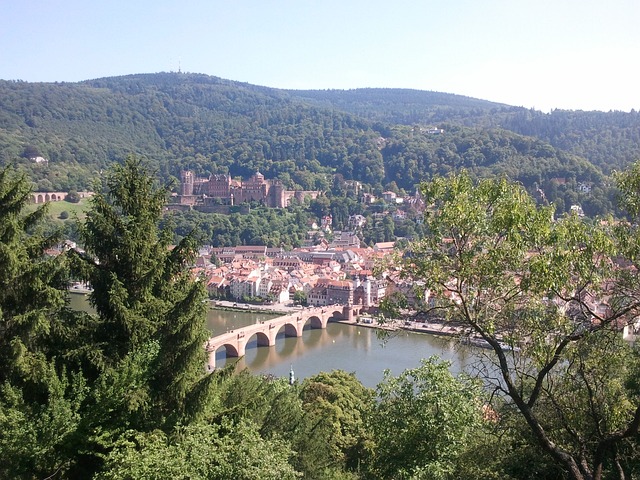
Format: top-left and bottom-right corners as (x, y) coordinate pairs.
(69, 294), (480, 389)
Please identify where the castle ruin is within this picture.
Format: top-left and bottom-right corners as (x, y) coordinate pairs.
(175, 171), (321, 209)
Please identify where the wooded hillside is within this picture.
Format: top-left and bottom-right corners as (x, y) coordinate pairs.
(1, 72), (638, 215)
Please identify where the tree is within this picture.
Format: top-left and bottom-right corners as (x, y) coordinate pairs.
(65, 190), (80, 203)
(292, 290), (307, 306)
(298, 370), (374, 477)
(0, 167), (86, 479)
(0, 166), (68, 388)
(65, 156), (217, 475)
(96, 419), (300, 480)
(386, 171), (640, 480)
(369, 357), (483, 479)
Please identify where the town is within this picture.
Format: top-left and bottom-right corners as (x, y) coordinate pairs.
(196, 241), (393, 310)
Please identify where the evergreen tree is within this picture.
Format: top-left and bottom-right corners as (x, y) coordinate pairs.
(70, 156), (216, 428)
(0, 167), (86, 479)
(0, 166), (68, 394)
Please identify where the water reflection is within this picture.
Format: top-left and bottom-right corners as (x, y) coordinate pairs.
(69, 294), (479, 389)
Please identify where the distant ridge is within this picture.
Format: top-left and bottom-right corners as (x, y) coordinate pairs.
(1, 71), (639, 218)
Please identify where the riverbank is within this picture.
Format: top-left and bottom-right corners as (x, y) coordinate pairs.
(209, 300), (289, 316)
(351, 318), (465, 337)
(69, 287), (92, 295)
(73, 293), (467, 342)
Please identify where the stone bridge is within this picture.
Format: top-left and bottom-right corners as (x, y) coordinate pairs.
(205, 304), (363, 370)
(31, 192), (67, 204)
(31, 191), (94, 204)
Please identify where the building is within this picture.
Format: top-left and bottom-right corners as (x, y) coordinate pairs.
(175, 170), (321, 208)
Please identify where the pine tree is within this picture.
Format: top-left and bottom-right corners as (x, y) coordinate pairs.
(0, 167), (86, 479)
(70, 156), (216, 428)
(0, 166), (68, 392)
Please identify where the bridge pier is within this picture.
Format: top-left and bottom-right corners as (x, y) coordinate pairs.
(207, 346), (216, 370)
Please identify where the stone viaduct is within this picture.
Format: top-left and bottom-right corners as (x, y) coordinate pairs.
(31, 192), (67, 204)
(31, 191), (94, 204)
(205, 304), (363, 370)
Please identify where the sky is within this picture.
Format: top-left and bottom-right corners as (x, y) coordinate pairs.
(1, 0), (639, 112)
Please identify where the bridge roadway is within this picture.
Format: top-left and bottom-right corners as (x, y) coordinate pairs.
(205, 304), (361, 370)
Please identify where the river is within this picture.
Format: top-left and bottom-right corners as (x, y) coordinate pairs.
(69, 294), (480, 389)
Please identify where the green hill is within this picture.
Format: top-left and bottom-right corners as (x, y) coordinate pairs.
(0, 72), (636, 216)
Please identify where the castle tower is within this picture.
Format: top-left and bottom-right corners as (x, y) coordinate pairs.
(272, 182), (286, 208)
(180, 170), (194, 196)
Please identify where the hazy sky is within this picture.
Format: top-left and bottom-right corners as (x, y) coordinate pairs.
(1, 0), (638, 112)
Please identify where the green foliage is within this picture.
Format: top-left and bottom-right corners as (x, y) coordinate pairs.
(96, 419), (300, 480)
(0, 167), (90, 479)
(168, 205), (312, 248)
(0, 74), (634, 217)
(390, 171), (640, 479)
(0, 366), (87, 480)
(0, 166), (68, 388)
(292, 290), (307, 305)
(292, 88), (640, 179)
(368, 357), (483, 480)
(615, 160), (640, 219)
(380, 123), (606, 214)
(65, 190), (80, 203)
(69, 156), (216, 426)
(298, 370), (375, 475)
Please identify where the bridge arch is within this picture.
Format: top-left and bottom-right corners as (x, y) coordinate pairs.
(218, 343), (240, 357)
(269, 320), (303, 339)
(306, 315), (324, 329)
(207, 343), (240, 370)
(252, 331), (271, 347)
(283, 321), (300, 337)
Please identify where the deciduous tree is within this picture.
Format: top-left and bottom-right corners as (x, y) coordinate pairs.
(369, 357), (483, 479)
(386, 171), (640, 480)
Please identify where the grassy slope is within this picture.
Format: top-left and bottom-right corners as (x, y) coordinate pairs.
(26, 197), (91, 225)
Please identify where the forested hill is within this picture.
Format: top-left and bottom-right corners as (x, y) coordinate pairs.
(0, 72), (636, 214)
(286, 87), (513, 125)
(289, 87), (640, 176)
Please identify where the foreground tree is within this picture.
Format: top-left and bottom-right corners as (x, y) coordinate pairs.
(0, 166), (68, 387)
(95, 420), (300, 480)
(61, 156), (218, 476)
(385, 171), (640, 480)
(71, 156), (215, 424)
(0, 168), (88, 479)
(297, 370), (374, 477)
(368, 357), (484, 480)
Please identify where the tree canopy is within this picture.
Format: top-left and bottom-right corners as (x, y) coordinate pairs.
(386, 170), (640, 479)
